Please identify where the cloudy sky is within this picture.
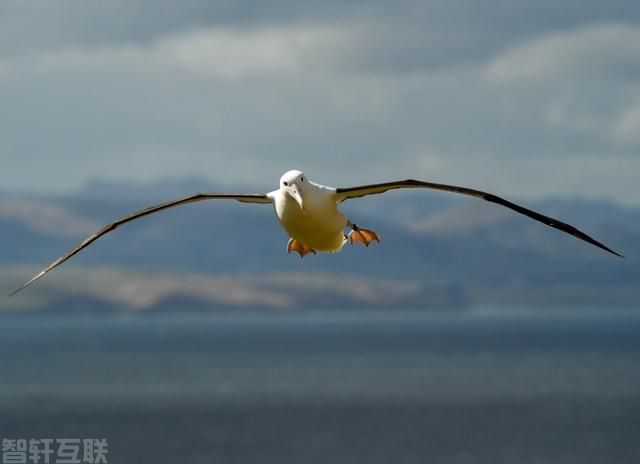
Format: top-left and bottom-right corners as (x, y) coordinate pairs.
(1, 0), (639, 204)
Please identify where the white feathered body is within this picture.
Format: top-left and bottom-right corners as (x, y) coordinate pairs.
(270, 181), (347, 252)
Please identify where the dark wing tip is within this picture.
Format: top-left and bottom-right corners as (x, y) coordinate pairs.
(482, 193), (623, 259)
(602, 246), (624, 259)
(8, 284), (33, 298)
(590, 241), (624, 258)
(7, 271), (46, 297)
(554, 221), (623, 259)
(594, 237), (624, 258)
(7, 288), (23, 298)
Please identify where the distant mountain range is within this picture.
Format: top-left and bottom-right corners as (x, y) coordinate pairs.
(1, 178), (637, 312)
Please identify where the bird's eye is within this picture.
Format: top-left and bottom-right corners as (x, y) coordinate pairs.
(300, 177), (304, 182)
(283, 182), (288, 186)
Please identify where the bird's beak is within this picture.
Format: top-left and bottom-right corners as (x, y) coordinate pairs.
(290, 183), (305, 212)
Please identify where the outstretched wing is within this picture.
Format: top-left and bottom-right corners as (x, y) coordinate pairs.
(9, 192), (272, 296)
(334, 179), (622, 258)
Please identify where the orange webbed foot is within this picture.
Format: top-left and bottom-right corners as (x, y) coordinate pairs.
(287, 239), (317, 258)
(348, 225), (380, 247)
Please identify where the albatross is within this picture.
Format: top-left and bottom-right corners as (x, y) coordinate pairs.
(9, 169), (622, 296)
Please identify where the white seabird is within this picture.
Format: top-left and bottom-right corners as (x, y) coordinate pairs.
(9, 169), (622, 296)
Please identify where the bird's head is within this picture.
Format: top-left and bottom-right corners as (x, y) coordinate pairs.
(280, 170), (306, 212)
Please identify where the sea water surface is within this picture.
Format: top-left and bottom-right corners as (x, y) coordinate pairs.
(1, 308), (639, 463)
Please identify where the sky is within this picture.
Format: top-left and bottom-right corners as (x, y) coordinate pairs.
(1, 0), (639, 204)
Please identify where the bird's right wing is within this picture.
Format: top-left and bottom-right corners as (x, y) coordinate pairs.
(9, 192), (272, 296)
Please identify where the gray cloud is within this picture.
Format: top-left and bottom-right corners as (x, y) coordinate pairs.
(0, 1), (639, 205)
(3, 0), (640, 61)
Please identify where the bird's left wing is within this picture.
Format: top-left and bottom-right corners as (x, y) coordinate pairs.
(9, 192), (272, 296)
(334, 179), (622, 257)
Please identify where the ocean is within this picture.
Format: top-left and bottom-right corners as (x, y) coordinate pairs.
(1, 308), (639, 463)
